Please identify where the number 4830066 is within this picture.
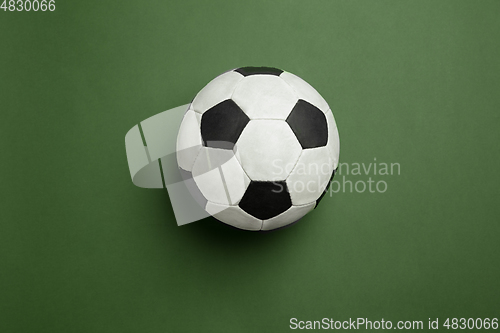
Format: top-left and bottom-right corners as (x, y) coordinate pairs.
(1, 0), (55, 11)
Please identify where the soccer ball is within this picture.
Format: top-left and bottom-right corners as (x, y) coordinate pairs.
(176, 67), (340, 231)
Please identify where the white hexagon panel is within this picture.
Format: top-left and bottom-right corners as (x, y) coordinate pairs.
(234, 120), (302, 181)
(191, 147), (250, 205)
(176, 108), (202, 172)
(232, 75), (298, 120)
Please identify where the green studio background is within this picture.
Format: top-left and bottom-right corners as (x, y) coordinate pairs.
(1, 1), (499, 332)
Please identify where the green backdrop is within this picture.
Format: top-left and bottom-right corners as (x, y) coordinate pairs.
(1, 1), (499, 332)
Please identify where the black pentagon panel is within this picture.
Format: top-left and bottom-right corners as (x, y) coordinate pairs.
(239, 181), (292, 220)
(315, 169), (336, 208)
(234, 66), (283, 77)
(201, 99), (250, 149)
(286, 99), (328, 149)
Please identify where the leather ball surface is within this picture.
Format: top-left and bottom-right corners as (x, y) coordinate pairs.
(176, 67), (340, 231)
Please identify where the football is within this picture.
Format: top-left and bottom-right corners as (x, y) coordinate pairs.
(176, 67), (340, 231)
